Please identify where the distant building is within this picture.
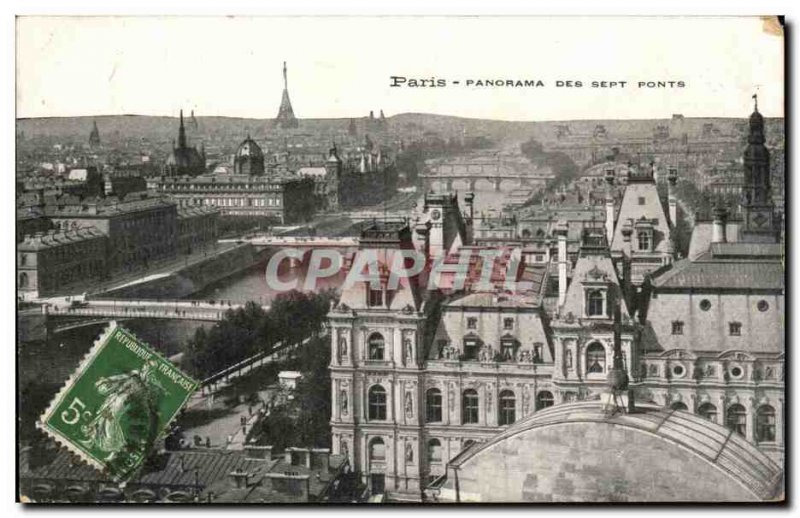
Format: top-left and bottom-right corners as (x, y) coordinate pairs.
(177, 206), (219, 255)
(149, 174), (315, 224)
(16, 206), (52, 243)
(17, 227), (107, 298)
(44, 192), (178, 274)
(166, 110), (206, 176)
(233, 136), (265, 176)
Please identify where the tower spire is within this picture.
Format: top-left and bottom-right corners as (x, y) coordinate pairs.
(178, 109), (187, 148)
(753, 92), (758, 112)
(275, 62), (298, 129)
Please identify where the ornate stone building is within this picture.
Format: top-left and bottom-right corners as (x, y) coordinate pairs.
(327, 100), (785, 501)
(329, 221), (427, 497)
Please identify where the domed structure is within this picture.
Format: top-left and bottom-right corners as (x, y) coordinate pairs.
(166, 110), (205, 176)
(233, 135), (265, 175)
(428, 401), (782, 502)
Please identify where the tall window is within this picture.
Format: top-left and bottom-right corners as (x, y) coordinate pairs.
(726, 404), (747, 436)
(729, 322), (742, 336)
(671, 321), (684, 335)
(536, 391), (555, 410)
(369, 437), (385, 462)
(368, 333), (385, 360)
(637, 230), (651, 251)
(368, 385), (387, 421)
(756, 405), (776, 443)
(19, 272), (29, 288)
(368, 289), (383, 307)
(467, 317), (477, 330)
(462, 389), (479, 424)
(698, 403), (717, 422)
(533, 343), (543, 363)
(463, 338), (479, 361)
(586, 290), (605, 317)
(499, 390), (516, 425)
(586, 342), (606, 374)
(427, 439), (442, 463)
(501, 339), (515, 360)
(426, 389), (443, 423)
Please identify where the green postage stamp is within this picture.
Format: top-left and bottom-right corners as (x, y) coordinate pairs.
(38, 322), (199, 480)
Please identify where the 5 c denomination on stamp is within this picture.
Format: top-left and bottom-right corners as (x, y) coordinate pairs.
(37, 322), (198, 480)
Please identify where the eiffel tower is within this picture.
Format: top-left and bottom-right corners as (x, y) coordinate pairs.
(275, 61), (299, 129)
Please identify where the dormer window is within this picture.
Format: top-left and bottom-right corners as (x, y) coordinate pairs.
(586, 289), (606, 317)
(637, 230), (652, 251)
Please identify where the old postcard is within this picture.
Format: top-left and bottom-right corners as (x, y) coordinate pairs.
(16, 16), (785, 503)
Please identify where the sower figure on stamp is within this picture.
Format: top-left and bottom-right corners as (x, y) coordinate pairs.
(80, 359), (167, 463)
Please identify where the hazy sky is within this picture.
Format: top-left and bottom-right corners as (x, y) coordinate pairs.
(16, 16), (784, 121)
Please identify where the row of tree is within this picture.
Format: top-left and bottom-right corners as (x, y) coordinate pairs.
(181, 289), (337, 380)
(245, 334), (332, 450)
(519, 138), (580, 207)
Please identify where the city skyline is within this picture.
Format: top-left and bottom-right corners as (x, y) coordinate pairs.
(16, 16), (784, 121)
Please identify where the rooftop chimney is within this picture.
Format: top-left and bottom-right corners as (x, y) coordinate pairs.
(712, 205), (729, 244)
(555, 221), (568, 308)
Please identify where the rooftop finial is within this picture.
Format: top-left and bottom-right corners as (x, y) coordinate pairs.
(753, 92), (758, 112)
(283, 61), (288, 90)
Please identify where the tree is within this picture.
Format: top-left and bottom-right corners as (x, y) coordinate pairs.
(180, 291), (336, 379)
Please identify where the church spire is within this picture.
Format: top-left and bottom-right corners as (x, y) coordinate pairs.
(275, 62), (298, 129)
(89, 120), (101, 146)
(178, 109), (187, 149)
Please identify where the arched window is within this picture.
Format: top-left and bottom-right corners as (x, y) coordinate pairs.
(586, 290), (605, 317)
(19, 254), (27, 267)
(368, 333), (385, 360)
(427, 439), (442, 463)
(756, 405), (776, 443)
(697, 403), (717, 422)
(368, 385), (387, 421)
(462, 389), (479, 424)
(369, 437), (385, 462)
(670, 401), (688, 411)
(521, 228), (531, 238)
(426, 388), (442, 423)
(499, 390), (516, 425)
(726, 404), (747, 436)
(536, 391), (555, 410)
(19, 272), (29, 288)
(586, 343), (606, 374)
